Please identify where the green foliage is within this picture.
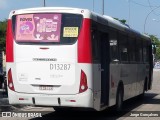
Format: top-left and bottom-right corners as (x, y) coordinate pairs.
(114, 18), (127, 24)
(149, 35), (160, 60)
(0, 20), (7, 51)
(156, 47), (160, 60)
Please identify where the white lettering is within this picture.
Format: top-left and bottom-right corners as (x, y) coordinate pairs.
(130, 113), (139, 117)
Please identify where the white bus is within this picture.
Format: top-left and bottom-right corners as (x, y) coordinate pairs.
(6, 7), (153, 111)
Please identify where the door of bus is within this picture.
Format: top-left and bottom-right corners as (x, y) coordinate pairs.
(100, 32), (110, 107)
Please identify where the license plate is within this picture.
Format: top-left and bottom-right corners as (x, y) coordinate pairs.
(39, 85), (53, 90)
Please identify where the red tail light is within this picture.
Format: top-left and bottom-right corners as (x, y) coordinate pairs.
(79, 70), (88, 93)
(8, 69), (15, 91)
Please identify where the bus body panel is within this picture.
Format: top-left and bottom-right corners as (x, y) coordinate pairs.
(120, 64), (138, 100)
(9, 7), (91, 19)
(7, 8), (95, 109)
(109, 64), (121, 106)
(8, 88), (94, 108)
(109, 63), (149, 107)
(14, 42), (78, 94)
(93, 64), (101, 110)
(8, 63), (94, 108)
(136, 63), (150, 94)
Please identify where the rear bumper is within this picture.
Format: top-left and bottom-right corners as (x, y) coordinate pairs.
(8, 89), (94, 108)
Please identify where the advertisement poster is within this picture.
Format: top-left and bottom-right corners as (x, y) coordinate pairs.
(16, 14), (62, 42)
(63, 27), (78, 37)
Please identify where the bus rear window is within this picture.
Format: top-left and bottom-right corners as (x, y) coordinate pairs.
(12, 13), (83, 44)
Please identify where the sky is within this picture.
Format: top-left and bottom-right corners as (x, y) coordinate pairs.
(1, 0), (160, 38)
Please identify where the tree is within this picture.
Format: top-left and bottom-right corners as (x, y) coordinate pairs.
(114, 18), (127, 24)
(149, 35), (160, 60)
(0, 20), (7, 51)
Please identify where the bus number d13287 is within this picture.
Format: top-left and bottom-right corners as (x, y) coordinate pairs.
(50, 64), (71, 70)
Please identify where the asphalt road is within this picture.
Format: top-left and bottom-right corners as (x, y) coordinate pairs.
(0, 69), (160, 120)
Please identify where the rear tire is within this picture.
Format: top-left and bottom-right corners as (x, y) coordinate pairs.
(138, 80), (146, 100)
(116, 86), (123, 111)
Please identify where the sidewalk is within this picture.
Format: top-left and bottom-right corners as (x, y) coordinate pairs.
(153, 68), (160, 71)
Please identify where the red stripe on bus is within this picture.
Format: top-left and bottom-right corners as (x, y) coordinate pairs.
(78, 19), (92, 63)
(6, 19), (14, 62)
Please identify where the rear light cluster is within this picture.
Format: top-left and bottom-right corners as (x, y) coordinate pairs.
(8, 69), (15, 91)
(79, 70), (88, 93)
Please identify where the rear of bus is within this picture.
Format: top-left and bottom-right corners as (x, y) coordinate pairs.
(6, 7), (93, 109)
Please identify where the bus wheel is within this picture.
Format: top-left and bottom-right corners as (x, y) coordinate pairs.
(138, 79), (147, 100)
(116, 86), (123, 111)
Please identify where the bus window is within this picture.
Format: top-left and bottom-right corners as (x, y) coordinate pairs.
(92, 30), (101, 63)
(128, 37), (136, 62)
(12, 13), (83, 45)
(119, 33), (128, 62)
(109, 29), (119, 62)
(143, 40), (148, 62)
(136, 39), (143, 62)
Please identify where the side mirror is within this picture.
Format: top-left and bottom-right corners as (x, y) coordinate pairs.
(153, 47), (156, 54)
(152, 44), (156, 54)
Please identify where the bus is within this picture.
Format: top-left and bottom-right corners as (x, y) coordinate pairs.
(6, 7), (153, 111)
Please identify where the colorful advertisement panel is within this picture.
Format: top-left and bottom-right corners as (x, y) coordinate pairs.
(16, 14), (62, 42)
